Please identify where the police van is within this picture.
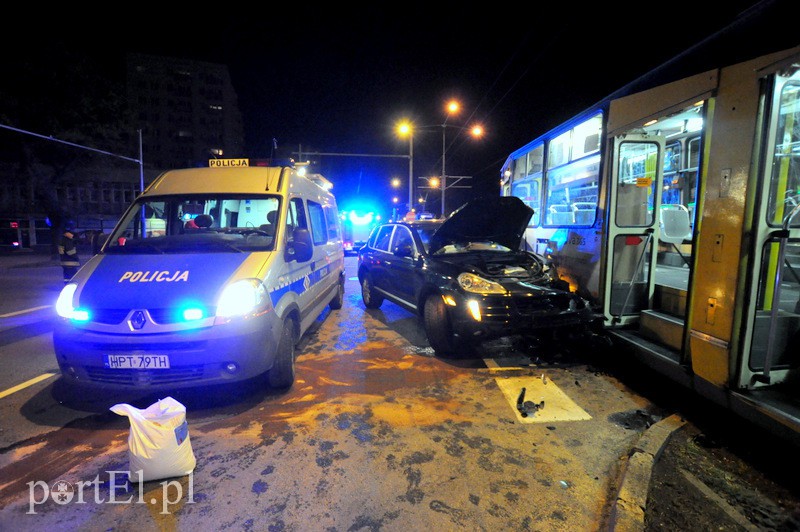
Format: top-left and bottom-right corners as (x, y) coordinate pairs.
(53, 160), (345, 391)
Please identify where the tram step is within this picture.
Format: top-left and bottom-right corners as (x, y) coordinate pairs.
(640, 310), (684, 351)
(653, 284), (687, 317)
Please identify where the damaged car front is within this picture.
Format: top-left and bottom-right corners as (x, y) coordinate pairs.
(357, 195), (596, 356)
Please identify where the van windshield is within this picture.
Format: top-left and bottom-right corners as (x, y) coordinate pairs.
(104, 195), (282, 254)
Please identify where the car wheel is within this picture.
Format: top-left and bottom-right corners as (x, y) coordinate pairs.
(268, 319), (295, 389)
(361, 273), (383, 309)
(423, 295), (461, 356)
(329, 275), (344, 310)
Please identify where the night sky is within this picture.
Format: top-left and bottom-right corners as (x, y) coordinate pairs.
(4, 1), (797, 217)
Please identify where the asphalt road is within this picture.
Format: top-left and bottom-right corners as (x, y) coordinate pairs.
(0, 250), (798, 531)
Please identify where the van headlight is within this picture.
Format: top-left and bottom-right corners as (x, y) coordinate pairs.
(457, 273), (506, 294)
(55, 283), (90, 321)
(216, 279), (267, 318)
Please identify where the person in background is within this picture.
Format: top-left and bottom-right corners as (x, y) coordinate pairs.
(58, 221), (80, 284)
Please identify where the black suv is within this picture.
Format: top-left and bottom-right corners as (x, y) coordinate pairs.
(357, 196), (596, 356)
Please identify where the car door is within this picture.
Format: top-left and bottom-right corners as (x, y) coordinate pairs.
(368, 224), (395, 293)
(386, 225), (419, 308)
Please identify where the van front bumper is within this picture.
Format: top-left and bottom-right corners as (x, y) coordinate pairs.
(53, 312), (278, 390)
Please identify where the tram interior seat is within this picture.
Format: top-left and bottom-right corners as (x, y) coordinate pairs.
(548, 204), (573, 225)
(573, 202), (596, 225)
(659, 204), (692, 267)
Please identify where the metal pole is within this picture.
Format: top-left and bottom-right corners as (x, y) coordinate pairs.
(441, 124), (446, 217)
(138, 129), (144, 194)
(409, 135), (414, 213)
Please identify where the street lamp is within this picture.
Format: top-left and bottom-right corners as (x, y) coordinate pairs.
(396, 122), (414, 212)
(440, 100), (484, 217)
(417, 176), (440, 215)
(397, 105), (483, 218)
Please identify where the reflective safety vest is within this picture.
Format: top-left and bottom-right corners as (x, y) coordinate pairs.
(58, 233), (80, 267)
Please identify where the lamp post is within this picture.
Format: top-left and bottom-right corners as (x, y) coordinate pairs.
(396, 122), (414, 213)
(409, 131), (414, 213)
(397, 105), (483, 218)
(440, 101), (458, 217)
(417, 176), (440, 215)
(439, 100), (484, 217)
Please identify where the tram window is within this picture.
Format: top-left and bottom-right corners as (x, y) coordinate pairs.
(664, 142), (681, 173)
(686, 137), (701, 171)
(548, 130), (571, 169)
(543, 153), (600, 226)
(512, 154), (527, 182)
(751, 240), (800, 370)
(572, 114), (603, 159)
(616, 141), (658, 227)
(663, 142), (682, 206)
(527, 144), (544, 175)
(512, 176), (541, 227)
(767, 71), (800, 227)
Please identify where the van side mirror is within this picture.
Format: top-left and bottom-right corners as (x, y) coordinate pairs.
(96, 232), (109, 252)
(286, 228), (313, 262)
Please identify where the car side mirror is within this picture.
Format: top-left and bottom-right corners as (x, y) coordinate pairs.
(286, 228), (313, 262)
(394, 243), (414, 258)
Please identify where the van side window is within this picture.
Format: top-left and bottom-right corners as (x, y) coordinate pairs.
(287, 198), (308, 237)
(308, 200), (328, 245)
(323, 204), (340, 240)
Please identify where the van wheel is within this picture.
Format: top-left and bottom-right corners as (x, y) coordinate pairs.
(361, 273), (383, 309)
(329, 275), (344, 310)
(268, 319), (295, 389)
(423, 295), (462, 357)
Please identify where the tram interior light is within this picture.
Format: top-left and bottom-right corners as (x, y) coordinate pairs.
(686, 118), (703, 132)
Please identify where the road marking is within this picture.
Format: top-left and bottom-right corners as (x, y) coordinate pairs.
(0, 373), (58, 400)
(484, 356), (534, 370)
(495, 376), (592, 423)
(0, 305), (51, 318)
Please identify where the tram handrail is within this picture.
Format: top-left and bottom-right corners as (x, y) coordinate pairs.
(759, 202), (800, 384)
(612, 228), (654, 323)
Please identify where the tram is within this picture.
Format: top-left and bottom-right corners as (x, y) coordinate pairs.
(500, 44), (800, 443)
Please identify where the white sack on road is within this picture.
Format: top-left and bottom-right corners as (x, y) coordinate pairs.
(111, 396), (197, 482)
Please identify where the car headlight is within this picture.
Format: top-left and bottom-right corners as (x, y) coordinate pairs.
(457, 272), (506, 294)
(216, 279), (267, 318)
(55, 283), (89, 321)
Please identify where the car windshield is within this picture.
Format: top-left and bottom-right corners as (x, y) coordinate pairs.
(416, 225), (438, 254)
(104, 194), (282, 254)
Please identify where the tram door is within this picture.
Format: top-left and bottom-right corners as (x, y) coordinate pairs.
(739, 65), (800, 389)
(603, 134), (665, 326)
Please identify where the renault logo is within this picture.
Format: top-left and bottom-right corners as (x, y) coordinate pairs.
(129, 310), (147, 330)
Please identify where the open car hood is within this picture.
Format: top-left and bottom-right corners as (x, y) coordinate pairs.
(429, 196), (533, 255)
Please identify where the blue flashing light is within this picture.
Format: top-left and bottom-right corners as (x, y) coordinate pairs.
(72, 309), (90, 322)
(348, 211), (375, 226)
(182, 307), (205, 321)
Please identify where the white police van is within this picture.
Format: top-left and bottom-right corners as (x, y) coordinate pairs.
(53, 160), (345, 391)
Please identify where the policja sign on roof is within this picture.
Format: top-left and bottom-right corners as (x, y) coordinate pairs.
(209, 159), (249, 167)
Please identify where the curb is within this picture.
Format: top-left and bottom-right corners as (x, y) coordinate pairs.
(608, 413), (687, 531)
